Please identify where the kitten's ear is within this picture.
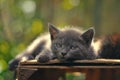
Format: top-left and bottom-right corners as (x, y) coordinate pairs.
(81, 27), (95, 47)
(48, 23), (60, 40)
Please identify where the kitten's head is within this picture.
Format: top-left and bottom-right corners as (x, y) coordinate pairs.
(49, 23), (95, 62)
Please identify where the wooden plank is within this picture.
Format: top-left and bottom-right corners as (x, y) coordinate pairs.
(18, 65), (120, 69)
(18, 59), (120, 69)
(20, 59), (120, 64)
(17, 59), (120, 80)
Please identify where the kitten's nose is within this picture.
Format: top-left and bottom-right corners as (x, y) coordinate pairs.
(61, 52), (67, 56)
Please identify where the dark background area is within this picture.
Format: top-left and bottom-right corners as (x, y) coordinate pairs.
(0, 0), (120, 80)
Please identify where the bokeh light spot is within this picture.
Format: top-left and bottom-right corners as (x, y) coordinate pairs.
(0, 59), (7, 73)
(31, 19), (43, 35)
(0, 41), (9, 54)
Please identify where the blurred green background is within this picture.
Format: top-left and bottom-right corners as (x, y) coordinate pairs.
(0, 0), (120, 80)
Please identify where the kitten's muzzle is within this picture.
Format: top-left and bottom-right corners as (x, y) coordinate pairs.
(61, 52), (67, 56)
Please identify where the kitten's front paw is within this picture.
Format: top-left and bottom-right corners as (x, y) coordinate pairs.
(35, 55), (50, 63)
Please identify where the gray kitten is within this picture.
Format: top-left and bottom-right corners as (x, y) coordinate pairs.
(9, 23), (96, 71)
(35, 24), (96, 62)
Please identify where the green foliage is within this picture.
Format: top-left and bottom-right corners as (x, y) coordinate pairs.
(66, 72), (86, 80)
(58, 72), (86, 80)
(0, 0), (120, 80)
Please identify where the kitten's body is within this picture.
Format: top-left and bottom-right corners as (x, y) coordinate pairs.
(9, 24), (120, 72)
(9, 24), (96, 71)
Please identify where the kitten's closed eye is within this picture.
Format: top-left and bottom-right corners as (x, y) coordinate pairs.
(70, 46), (78, 50)
(55, 43), (63, 48)
(70, 46), (74, 49)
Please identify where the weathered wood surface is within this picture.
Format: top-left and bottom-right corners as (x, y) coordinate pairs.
(19, 59), (120, 69)
(17, 59), (120, 80)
